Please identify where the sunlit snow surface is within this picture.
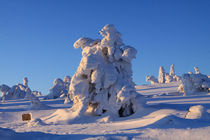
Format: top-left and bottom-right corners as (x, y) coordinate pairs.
(0, 82), (210, 140)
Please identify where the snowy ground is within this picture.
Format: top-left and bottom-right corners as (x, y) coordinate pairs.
(1, 82), (210, 140)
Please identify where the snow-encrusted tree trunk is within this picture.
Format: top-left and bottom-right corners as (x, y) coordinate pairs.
(68, 24), (145, 118)
(158, 66), (166, 83)
(169, 64), (175, 76)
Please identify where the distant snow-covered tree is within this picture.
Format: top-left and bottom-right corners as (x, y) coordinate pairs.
(146, 75), (158, 85)
(0, 84), (11, 102)
(158, 66), (166, 83)
(194, 67), (200, 74)
(45, 78), (67, 99)
(179, 72), (210, 95)
(169, 64), (175, 76)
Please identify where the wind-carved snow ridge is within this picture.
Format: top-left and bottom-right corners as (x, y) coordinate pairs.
(44, 76), (71, 99)
(178, 67), (210, 96)
(44, 24), (145, 124)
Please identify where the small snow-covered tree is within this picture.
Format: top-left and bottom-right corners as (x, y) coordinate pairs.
(64, 76), (71, 91)
(158, 66), (166, 83)
(169, 64), (175, 76)
(0, 84), (11, 102)
(23, 77), (28, 87)
(146, 75), (158, 85)
(4, 77), (30, 100)
(45, 78), (67, 99)
(67, 24), (145, 118)
(165, 73), (173, 83)
(180, 73), (210, 95)
(194, 67), (200, 74)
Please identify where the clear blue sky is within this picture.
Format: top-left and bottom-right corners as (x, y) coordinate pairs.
(0, 0), (210, 95)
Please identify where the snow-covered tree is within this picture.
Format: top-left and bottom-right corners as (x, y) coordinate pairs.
(158, 66), (166, 83)
(64, 76), (71, 91)
(0, 84), (11, 102)
(68, 24), (145, 117)
(169, 64), (175, 76)
(194, 67), (200, 74)
(146, 75), (158, 85)
(23, 77), (28, 87)
(44, 78), (67, 99)
(4, 77), (30, 100)
(32, 91), (42, 96)
(180, 72), (210, 95)
(45, 24), (145, 123)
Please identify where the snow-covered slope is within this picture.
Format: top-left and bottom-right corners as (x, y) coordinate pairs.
(0, 82), (210, 140)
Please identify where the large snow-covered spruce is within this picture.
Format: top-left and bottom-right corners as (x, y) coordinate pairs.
(70, 24), (145, 117)
(44, 25), (145, 123)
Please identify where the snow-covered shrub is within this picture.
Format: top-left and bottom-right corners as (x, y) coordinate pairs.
(180, 71), (210, 95)
(158, 66), (166, 83)
(146, 75), (158, 85)
(68, 24), (145, 118)
(44, 78), (67, 99)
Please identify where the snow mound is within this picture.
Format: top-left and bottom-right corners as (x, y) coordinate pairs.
(27, 118), (46, 127)
(185, 105), (208, 119)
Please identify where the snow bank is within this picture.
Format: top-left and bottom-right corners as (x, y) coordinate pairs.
(44, 24), (145, 124)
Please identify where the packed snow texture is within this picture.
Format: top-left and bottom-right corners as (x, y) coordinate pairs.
(44, 24), (145, 124)
(1, 82), (210, 140)
(44, 76), (71, 99)
(146, 64), (181, 85)
(179, 68), (210, 96)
